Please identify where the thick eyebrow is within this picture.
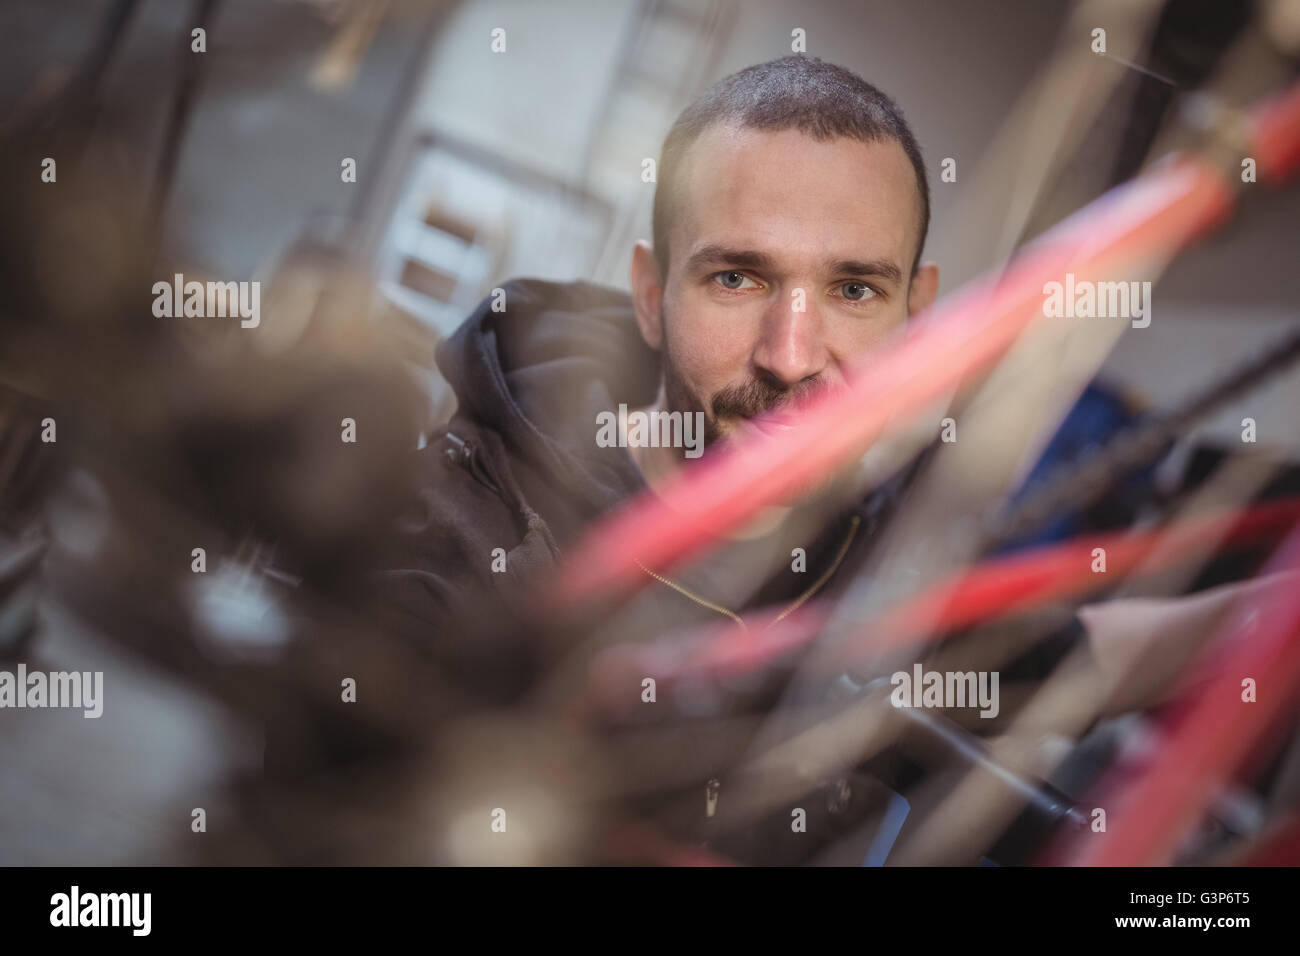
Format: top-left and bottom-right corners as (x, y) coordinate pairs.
(828, 258), (904, 286)
(683, 244), (905, 287)
(683, 244), (778, 275)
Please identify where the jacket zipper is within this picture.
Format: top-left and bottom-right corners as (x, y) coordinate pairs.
(442, 431), (504, 498)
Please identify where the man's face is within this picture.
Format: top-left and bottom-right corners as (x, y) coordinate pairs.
(648, 124), (926, 449)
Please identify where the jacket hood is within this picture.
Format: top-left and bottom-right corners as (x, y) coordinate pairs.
(436, 277), (662, 522)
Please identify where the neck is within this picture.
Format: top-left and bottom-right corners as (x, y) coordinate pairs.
(627, 392), (792, 540)
(627, 392), (680, 495)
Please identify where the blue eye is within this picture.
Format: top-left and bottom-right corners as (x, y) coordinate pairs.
(840, 281), (876, 302)
(713, 271), (757, 291)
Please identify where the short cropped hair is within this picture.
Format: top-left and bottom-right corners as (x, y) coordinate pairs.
(651, 55), (929, 282)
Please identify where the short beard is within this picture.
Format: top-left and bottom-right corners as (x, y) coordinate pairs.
(659, 311), (824, 448)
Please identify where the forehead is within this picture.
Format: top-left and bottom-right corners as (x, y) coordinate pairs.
(672, 124), (920, 275)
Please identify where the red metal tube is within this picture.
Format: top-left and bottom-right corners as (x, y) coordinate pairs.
(1062, 526), (1300, 866)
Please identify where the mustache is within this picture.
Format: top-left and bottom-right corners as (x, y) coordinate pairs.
(710, 376), (825, 421)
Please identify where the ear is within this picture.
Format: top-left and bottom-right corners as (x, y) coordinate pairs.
(907, 261), (939, 317)
(629, 239), (665, 350)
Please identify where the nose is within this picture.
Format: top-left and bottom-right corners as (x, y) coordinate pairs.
(750, 289), (830, 388)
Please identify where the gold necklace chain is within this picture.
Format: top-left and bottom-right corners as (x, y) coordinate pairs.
(635, 514), (861, 633)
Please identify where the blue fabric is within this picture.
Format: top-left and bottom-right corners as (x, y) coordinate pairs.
(994, 382), (1154, 553)
(862, 792), (911, 866)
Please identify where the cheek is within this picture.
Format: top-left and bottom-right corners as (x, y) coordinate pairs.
(664, 289), (757, 390)
(832, 304), (909, 366)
